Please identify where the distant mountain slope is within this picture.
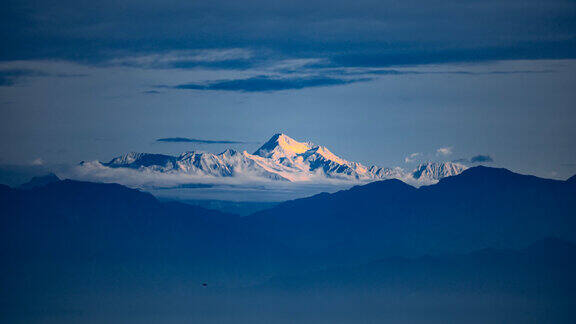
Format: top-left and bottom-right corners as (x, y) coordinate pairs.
(1, 170), (575, 323)
(4, 167), (574, 272)
(87, 133), (467, 185)
(242, 166), (576, 264)
(261, 237), (576, 292)
(248, 238), (576, 324)
(0, 180), (291, 284)
(18, 173), (60, 189)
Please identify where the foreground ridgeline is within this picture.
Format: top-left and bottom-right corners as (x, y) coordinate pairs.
(90, 133), (467, 184)
(1, 166), (575, 323)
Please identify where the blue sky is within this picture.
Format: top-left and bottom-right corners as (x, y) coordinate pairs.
(1, 0), (576, 180)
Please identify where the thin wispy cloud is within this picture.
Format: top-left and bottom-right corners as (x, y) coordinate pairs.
(332, 68), (555, 77)
(169, 76), (371, 92)
(436, 147), (453, 156)
(453, 154), (494, 164)
(156, 137), (247, 144)
(0, 69), (46, 86)
(404, 153), (422, 163)
(108, 49), (255, 70)
(30, 158), (44, 166)
(142, 90), (162, 95)
(0, 68), (86, 87)
(470, 155), (494, 163)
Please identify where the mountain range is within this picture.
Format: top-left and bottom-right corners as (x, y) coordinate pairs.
(94, 133), (468, 185)
(1, 166), (575, 323)
(242, 166), (576, 264)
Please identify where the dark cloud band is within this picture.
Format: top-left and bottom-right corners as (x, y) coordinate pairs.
(3, 0), (574, 67)
(170, 76), (370, 92)
(471, 155), (494, 163)
(0, 69), (86, 87)
(156, 137), (246, 144)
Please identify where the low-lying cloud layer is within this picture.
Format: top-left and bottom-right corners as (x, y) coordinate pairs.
(61, 161), (360, 202)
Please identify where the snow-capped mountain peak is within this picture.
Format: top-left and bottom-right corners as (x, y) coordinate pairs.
(254, 134), (350, 167)
(254, 133), (316, 159)
(253, 133), (315, 159)
(107, 152), (176, 168)
(412, 161), (468, 183)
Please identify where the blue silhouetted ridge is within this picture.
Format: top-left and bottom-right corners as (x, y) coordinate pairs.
(241, 165), (576, 261)
(19, 173), (60, 189)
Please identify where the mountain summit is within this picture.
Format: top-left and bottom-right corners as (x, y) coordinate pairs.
(253, 133), (315, 159)
(91, 134), (467, 185)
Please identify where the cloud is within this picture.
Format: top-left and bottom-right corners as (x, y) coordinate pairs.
(108, 49), (255, 70)
(0, 69), (44, 86)
(170, 76), (371, 92)
(2, 0), (575, 67)
(62, 161), (361, 201)
(156, 137), (247, 144)
(453, 155), (494, 164)
(436, 147), (453, 156)
(404, 152), (421, 163)
(30, 158), (44, 166)
(334, 68), (555, 77)
(0, 68), (86, 86)
(328, 45), (575, 68)
(470, 155), (494, 163)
